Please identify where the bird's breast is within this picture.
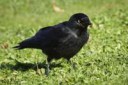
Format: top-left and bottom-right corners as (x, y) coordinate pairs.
(56, 32), (89, 57)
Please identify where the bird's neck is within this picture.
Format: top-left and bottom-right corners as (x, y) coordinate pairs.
(64, 21), (88, 36)
(71, 26), (87, 37)
(78, 28), (87, 36)
(70, 21), (88, 31)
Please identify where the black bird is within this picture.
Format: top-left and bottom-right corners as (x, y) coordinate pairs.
(14, 13), (92, 75)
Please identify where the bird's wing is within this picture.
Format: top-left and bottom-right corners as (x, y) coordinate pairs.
(34, 24), (69, 49)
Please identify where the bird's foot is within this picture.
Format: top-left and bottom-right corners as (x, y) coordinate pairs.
(36, 69), (43, 75)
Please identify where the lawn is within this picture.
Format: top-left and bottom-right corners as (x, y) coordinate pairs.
(0, 0), (128, 85)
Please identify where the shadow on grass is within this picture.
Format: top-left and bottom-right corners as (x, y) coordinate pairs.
(0, 60), (63, 72)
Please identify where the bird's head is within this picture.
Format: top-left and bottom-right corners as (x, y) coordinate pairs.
(69, 13), (92, 28)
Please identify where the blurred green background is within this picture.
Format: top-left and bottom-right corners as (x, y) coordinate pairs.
(0, 0), (128, 85)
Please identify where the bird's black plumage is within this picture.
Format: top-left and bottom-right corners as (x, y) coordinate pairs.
(14, 13), (91, 74)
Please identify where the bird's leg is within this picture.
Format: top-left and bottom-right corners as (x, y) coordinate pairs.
(45, 57), (51, 76)
(45, 62), (50, 76)
(35, 55), (42, 75)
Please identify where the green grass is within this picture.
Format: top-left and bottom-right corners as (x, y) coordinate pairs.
(0, 0), (128, 85)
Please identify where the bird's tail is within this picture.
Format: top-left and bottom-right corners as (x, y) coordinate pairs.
(13, 45), (23, 50)
(13, 37), (36, 50)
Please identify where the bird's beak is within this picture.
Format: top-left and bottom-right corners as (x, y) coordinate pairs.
(89, 22), (92, 28)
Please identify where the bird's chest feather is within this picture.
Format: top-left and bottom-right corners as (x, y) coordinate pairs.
(56, 29), (89, 56)
(61, 28), (88, 45)
(61, 32), (88, 48)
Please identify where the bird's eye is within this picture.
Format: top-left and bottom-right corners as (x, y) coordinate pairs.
(78, 20), (81, 23)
